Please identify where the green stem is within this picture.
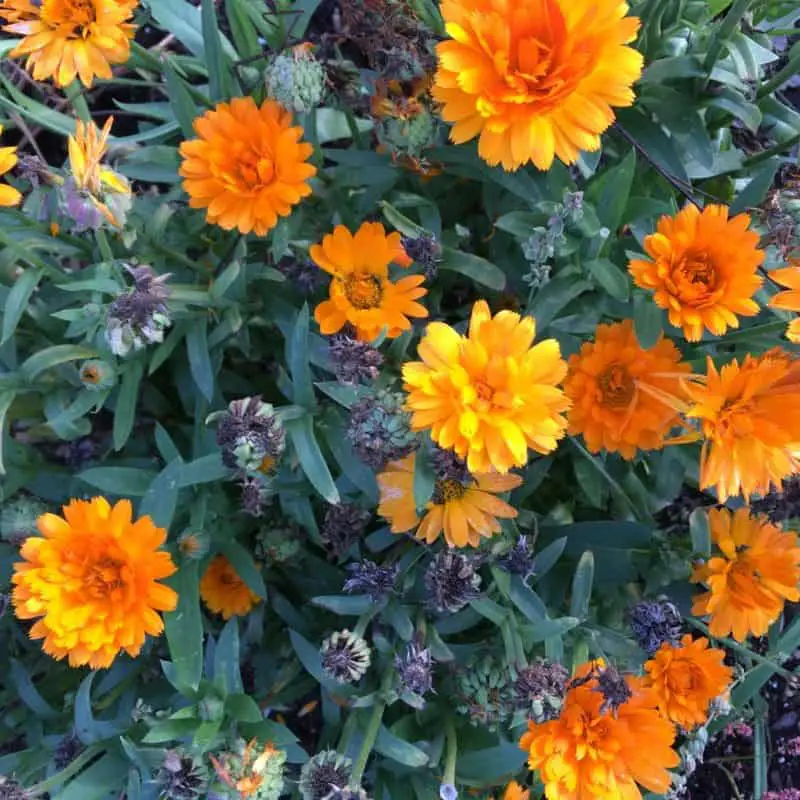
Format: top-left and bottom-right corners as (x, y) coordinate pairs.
(744, 132), (800, 166)
(353, 606), (380, 639)
(758, 50), (800, 98)
(442, 716), (458, 787)
(686, 617), (794, 679)
(95, 228), (114, 263)
(64, 81), (91, 123)
(28, 745), (102, 796)
(349, 669), (394, 788)
(703, 0), (756, 76)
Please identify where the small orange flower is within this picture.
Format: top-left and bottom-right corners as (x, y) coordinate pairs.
(311, 222), (427, 342)
(629, 204), (764, 342)
(768, 262), (800, 343)
(690, 507), (800, 641)
(179, 97), (316, 236)
(502, 781), (530, 800)
(644, 634), (732, 729)
(403, 300), (570, 474)
(564, 320), (690, 459)
(200, 555), (261, 619)
(11, 497), (177, 669)
(683, 350), (800, 500)
(2, 0), (137, 87)
(432, 0), (643, 171)
(520, 663), (679, 800)
(377, 453), (522, 547)
(0, 125), (21, 207)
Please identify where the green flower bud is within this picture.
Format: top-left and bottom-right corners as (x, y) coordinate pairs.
(79, 359), (116, 391)
(265, 46), (326, 115)
(1, 495), (47, 544)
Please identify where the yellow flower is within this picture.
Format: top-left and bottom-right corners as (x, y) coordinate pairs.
(683, 350), (800, 500)
(179, 97), (316, 236)
(2, 0), (137, 87)
(377, 453), (521, 547)
(311, 222), (428, 342)
(629, 204), (764, 342)
(564, 320), (690, 459)
(768, 261), (800, 343)
(432, 0), (643, 171)
(403, 300), (570, 474)
(200, 555), (261, 619)
(11, 497), (177, 669)
(644, 634), (732, 729)
(691, 507), (800, 641)
(0, 125), (21, 207)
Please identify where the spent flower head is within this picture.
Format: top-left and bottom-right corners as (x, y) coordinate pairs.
(347, 390), (418, 470)
(629, 598), (683, 656)
(298, 750), (352, 800)
(343, 560), (398, 601)
(320, 630), (371, 684)
(425, 551), (482, 614)
(321, 503), (371, 558)
(395, 641), (434, 700)
(211, 396), (286, 473)
(328, 332), (383, 385)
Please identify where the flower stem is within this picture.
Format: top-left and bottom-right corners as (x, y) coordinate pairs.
(95, 228), (114, 263)
(28, 745), (102, 796)
(758, 50), (800, 98)
(442, 716), (458, 787)
(353, 606), (380, 639)
(744, 132), (800, 167)
(703, 0), (756, 75)
(349, 668), (394, 788)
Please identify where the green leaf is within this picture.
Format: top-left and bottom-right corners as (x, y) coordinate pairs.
(689, 508), (711, 557)
(413, 445), (435, 510)
(164, 561), (204, 693)
(218, 537), (266, 599)
(21, 345), (98, 380)
(569, 550), (595, 620)
(213, 617), (244, 696)
(314, 108), (373, 144)
(113, 361), (143, 451)
(633, 290), (664, 348)
(586, 148), (636, 233)
(225, 0), (262, 60)
(585, 258), (630, 302)
(2, 268), (41, 345)
(507, 575), (548, 621)
(0, 391), (16, 475)
(10, 659), (58, 718)
(141, 718), (199, 743)
(57, 754), (128, 800)
(311, 595), (374, 615)
(286, 415), (340, 503)
(379, 201), (426, 237)
(456, 741), (525, 783)
(146, 0), (237, 60)
(162, 59), (199, 138)
(75, 672), (123, 742)
(527, 615), (580, 642)
(616, 108), (690, 185)
(731, 159), (780, 215)
(439, 247), (506, 291)
(140, 459), (182, 528)
(288, 304), (316, 409)
(78, 466), (157, 496)
(186, 320), (215, 401)
(533, 537), (567, 581)
(528, 276), (591, 329)
(179, 453), (230, 486)
(375, 726), (429, 767)
(201, 0), (231, 101)
(225, 694), (263, 723)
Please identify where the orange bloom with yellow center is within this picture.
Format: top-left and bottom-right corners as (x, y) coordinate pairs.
(644, 634), (732, 729)
(179, 97), (316, 236)
(690, 507), (800, 641)
(502, 781), (530, 800)
(311, 222), (428, 342)
(432, 0), (643, 171)
(564, 320), (690, 459)
(403, 300), (570, 474)
(0, 124), (21, 207)
(11, 497), (177, 669)
(377, 453), (521, 548)
(683, 350), (800, 501)
(200, 554), (261, 619)
(520, 665), (678, 800)
(768, 262), (800, 343)
(629, 204), (764, 342)
(2, 0), (137, 87)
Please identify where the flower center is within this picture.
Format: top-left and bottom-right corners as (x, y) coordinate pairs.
(85, 556), (125, 599)
(667, 663), (703, 694)
(226, 142), (276, 192)
(433, 479), (468, 504)
(598, 364), (635, 409)
(43, 0), (96, 33)
(669, 251), (722, 307)
(344, 274), (383, 310)
(474, 380), (495, 402)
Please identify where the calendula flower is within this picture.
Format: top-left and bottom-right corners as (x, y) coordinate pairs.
(11, 497), (177, 668)
(377, 452), (521, 547)
(2, 0), (137, 87)
(564, 320), (690, 459)
(768, 262), (800, 343)
(431, 0), (643, 171)
(199, 555), (261, 619)
(683, 350), (800, 500)
(629, 205), (764, 342)
(0, 125), (21, 207)
(520, 663), (679, 800)
(644, 634), (732, 729)
(403, 300), (570, 474)
(690, 507), (800, 641)
(502, 782), (529, 800)
(311, 222), (428, 341)
(179, 97), (316, 235)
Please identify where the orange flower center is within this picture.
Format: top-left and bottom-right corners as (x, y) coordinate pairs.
(434, 479), (468, 504)
(666, 661), (703, 695)
(85, 556), (126, 599)
(668, 251), (722, 307)
(42, 0), (96, 33)
(344, 274), (383, 309)
(226, 141), (277, 193)
(474, 380), (495, 403)
(598, 364), (635, 409)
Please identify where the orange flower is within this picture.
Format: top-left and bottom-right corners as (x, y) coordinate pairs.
(200, 554), (261, 619)
(377, 452), (522, 547)
(403, 300), (569, 474)
(520, 664), (678, 800)
(179, 97), (316, 236)
(683, 350), (800, 500)
(690, 507), (800, 641)
(11, 497), (177, 669)
(0, 125), (21, 207)
(311, 222), (427, 342)
(432, 0), (643, 171)
(564, 320), (690, 459)
(2, 0), (137, 87)
(629, 204), (764, 342)
(502, 781), (530, 800)
(644, 634), (732, 729)
(768, 262), (800, 343)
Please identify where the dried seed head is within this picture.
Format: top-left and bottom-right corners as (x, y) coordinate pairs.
(424, 551), (482, 614)
(298, 750), (352, 800)
(320, 630), (371, 684)
(343, 560), (398, 601)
